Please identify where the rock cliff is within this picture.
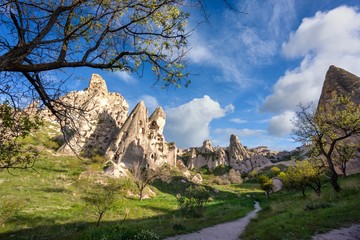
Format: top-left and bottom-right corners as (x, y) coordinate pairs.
(181, 134), (270, 173)
(40, 74), (129, 155)
(105, 102), (177, 176)
(318, 65), (360, 174)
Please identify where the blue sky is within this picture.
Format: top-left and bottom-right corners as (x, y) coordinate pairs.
(65, 0), (360, 150)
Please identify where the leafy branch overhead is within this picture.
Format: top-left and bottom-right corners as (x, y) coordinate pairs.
(0, 0), (193, 127)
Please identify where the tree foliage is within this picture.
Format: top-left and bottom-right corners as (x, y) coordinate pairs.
(0, 0), (194, 129)
(258, 175), (273, 198)
(281, 159), (325, 197)
(333, 143), (358, 177)
(130, 161), (169, 200)
(81, 177), (129, 227)
(293, 95), (360, 192)
(0, 103), (41, 171)
(177, 185), (210, 217)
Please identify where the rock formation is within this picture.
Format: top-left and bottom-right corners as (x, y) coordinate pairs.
(319, 65), (360, 107)
(317, 65), (360, 174)
(105, 102), (177, 176)
(180, 134), (270, 174)
(185, 140), (228, 170)
(44, 74), (129, 155)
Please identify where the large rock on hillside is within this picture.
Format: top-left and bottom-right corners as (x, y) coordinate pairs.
(228, 134), (253, 172)
(105, 102), (177, 177)
(186, 140), (228, 170)
(318, 65), (360, 174)
(40, 74), (129, 155)
(319, 65), (360, 107)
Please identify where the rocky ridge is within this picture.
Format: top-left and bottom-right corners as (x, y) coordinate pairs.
(180, 134), (270, 174)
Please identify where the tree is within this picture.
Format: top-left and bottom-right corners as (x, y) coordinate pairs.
(130, 161), (168, 201)
(177, 185), (210, 217)
(0, 103), (41, 171)
(81, 177), (129, 227)
(270, 166), (281, 177)
(258, 175), (273, 198)
(333, 144), (357, 177)
(293, 95), (360, 192)
(0, 0), (194, 133)
(282, 159), (325, 197)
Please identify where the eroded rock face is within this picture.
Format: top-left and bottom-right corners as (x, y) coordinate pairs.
(228, 134), (252, 171)
(318, 65), (360, 174)
(105, 102), (176, 176)
(180, 135), (270, 173)
(186, 140), (228, 170)
(40, 74), (129, 155)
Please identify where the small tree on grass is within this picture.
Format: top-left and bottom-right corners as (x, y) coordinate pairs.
(130, 161), (169, 201)
(177, 185), (210, 218)
(282, 159), (325, 197)
(81, 177), (128, 227)
(271, 166), (281, 177)
(293, 95), (360, 192)
(333, 144), (357, 177)
(258, 175), (273, 198)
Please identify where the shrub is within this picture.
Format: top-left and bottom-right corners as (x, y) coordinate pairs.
(229, 169), (243, 184)
(177, 185), (210, 217)
(85, 226), (160, 240)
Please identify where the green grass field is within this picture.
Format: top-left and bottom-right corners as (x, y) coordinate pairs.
(0, 152), (259, 239)
(242, 173), (360, 240)
(1, 125), (360, 239)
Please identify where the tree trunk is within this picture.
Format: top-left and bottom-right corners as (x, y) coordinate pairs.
(140, 188), (143, 201)
(96, 212), (104, 227)
(330, 171), (341, 192)
(326, 155), (341, 192)
(301, 187), (306, 197)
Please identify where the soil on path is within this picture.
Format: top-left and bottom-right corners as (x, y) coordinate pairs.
(164, 201), (261, 240)
(312, 224), (360, 240)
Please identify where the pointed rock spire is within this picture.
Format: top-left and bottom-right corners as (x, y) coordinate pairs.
(88, 74), (108, 94)
(319, 65), (360, 106)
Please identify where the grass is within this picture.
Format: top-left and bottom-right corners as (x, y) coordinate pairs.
(242, 174), (360, 240)
(0, 151), (258, 239)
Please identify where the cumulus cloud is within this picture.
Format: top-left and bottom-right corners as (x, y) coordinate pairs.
(185, 0), (296, 86)
(164, 96), (233, 148)
(268, 111), (295, 137)
(262, 6), (360, 114)
(214, 128), (267, 137)
(114, 71), (137, 84)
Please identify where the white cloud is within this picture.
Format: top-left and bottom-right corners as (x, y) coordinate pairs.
(214, 128), (267, 137)
(164, 95), (233, 148)
(230, 118), (247, 124)
(185, 0), (296, 86)
(114, 71), (137, 84)
(263, 6), (360, 114)
(268, 111), (295, 137)
(141, 95), (159, 114)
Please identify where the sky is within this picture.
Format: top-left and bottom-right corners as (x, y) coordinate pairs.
(65, 0), (360, 150)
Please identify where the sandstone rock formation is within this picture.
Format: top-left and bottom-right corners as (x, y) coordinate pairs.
(180, 135), (270, 174)
(319, 65), (360, 107)
(317, 65), (360, 174)
(39, 74), (129, 155)
(186, 140), (228, 170)
(105, 102), (177, 176)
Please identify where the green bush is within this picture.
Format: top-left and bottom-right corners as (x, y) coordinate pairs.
(177, 185), (210, 217)
(84, 226), (160, 240)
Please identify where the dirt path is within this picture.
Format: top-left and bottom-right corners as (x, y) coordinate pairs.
(312, 224), (360, 240)
(164, 201), (261, 240)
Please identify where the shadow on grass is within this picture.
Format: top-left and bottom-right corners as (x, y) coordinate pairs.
(0, 182), (260, 240)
